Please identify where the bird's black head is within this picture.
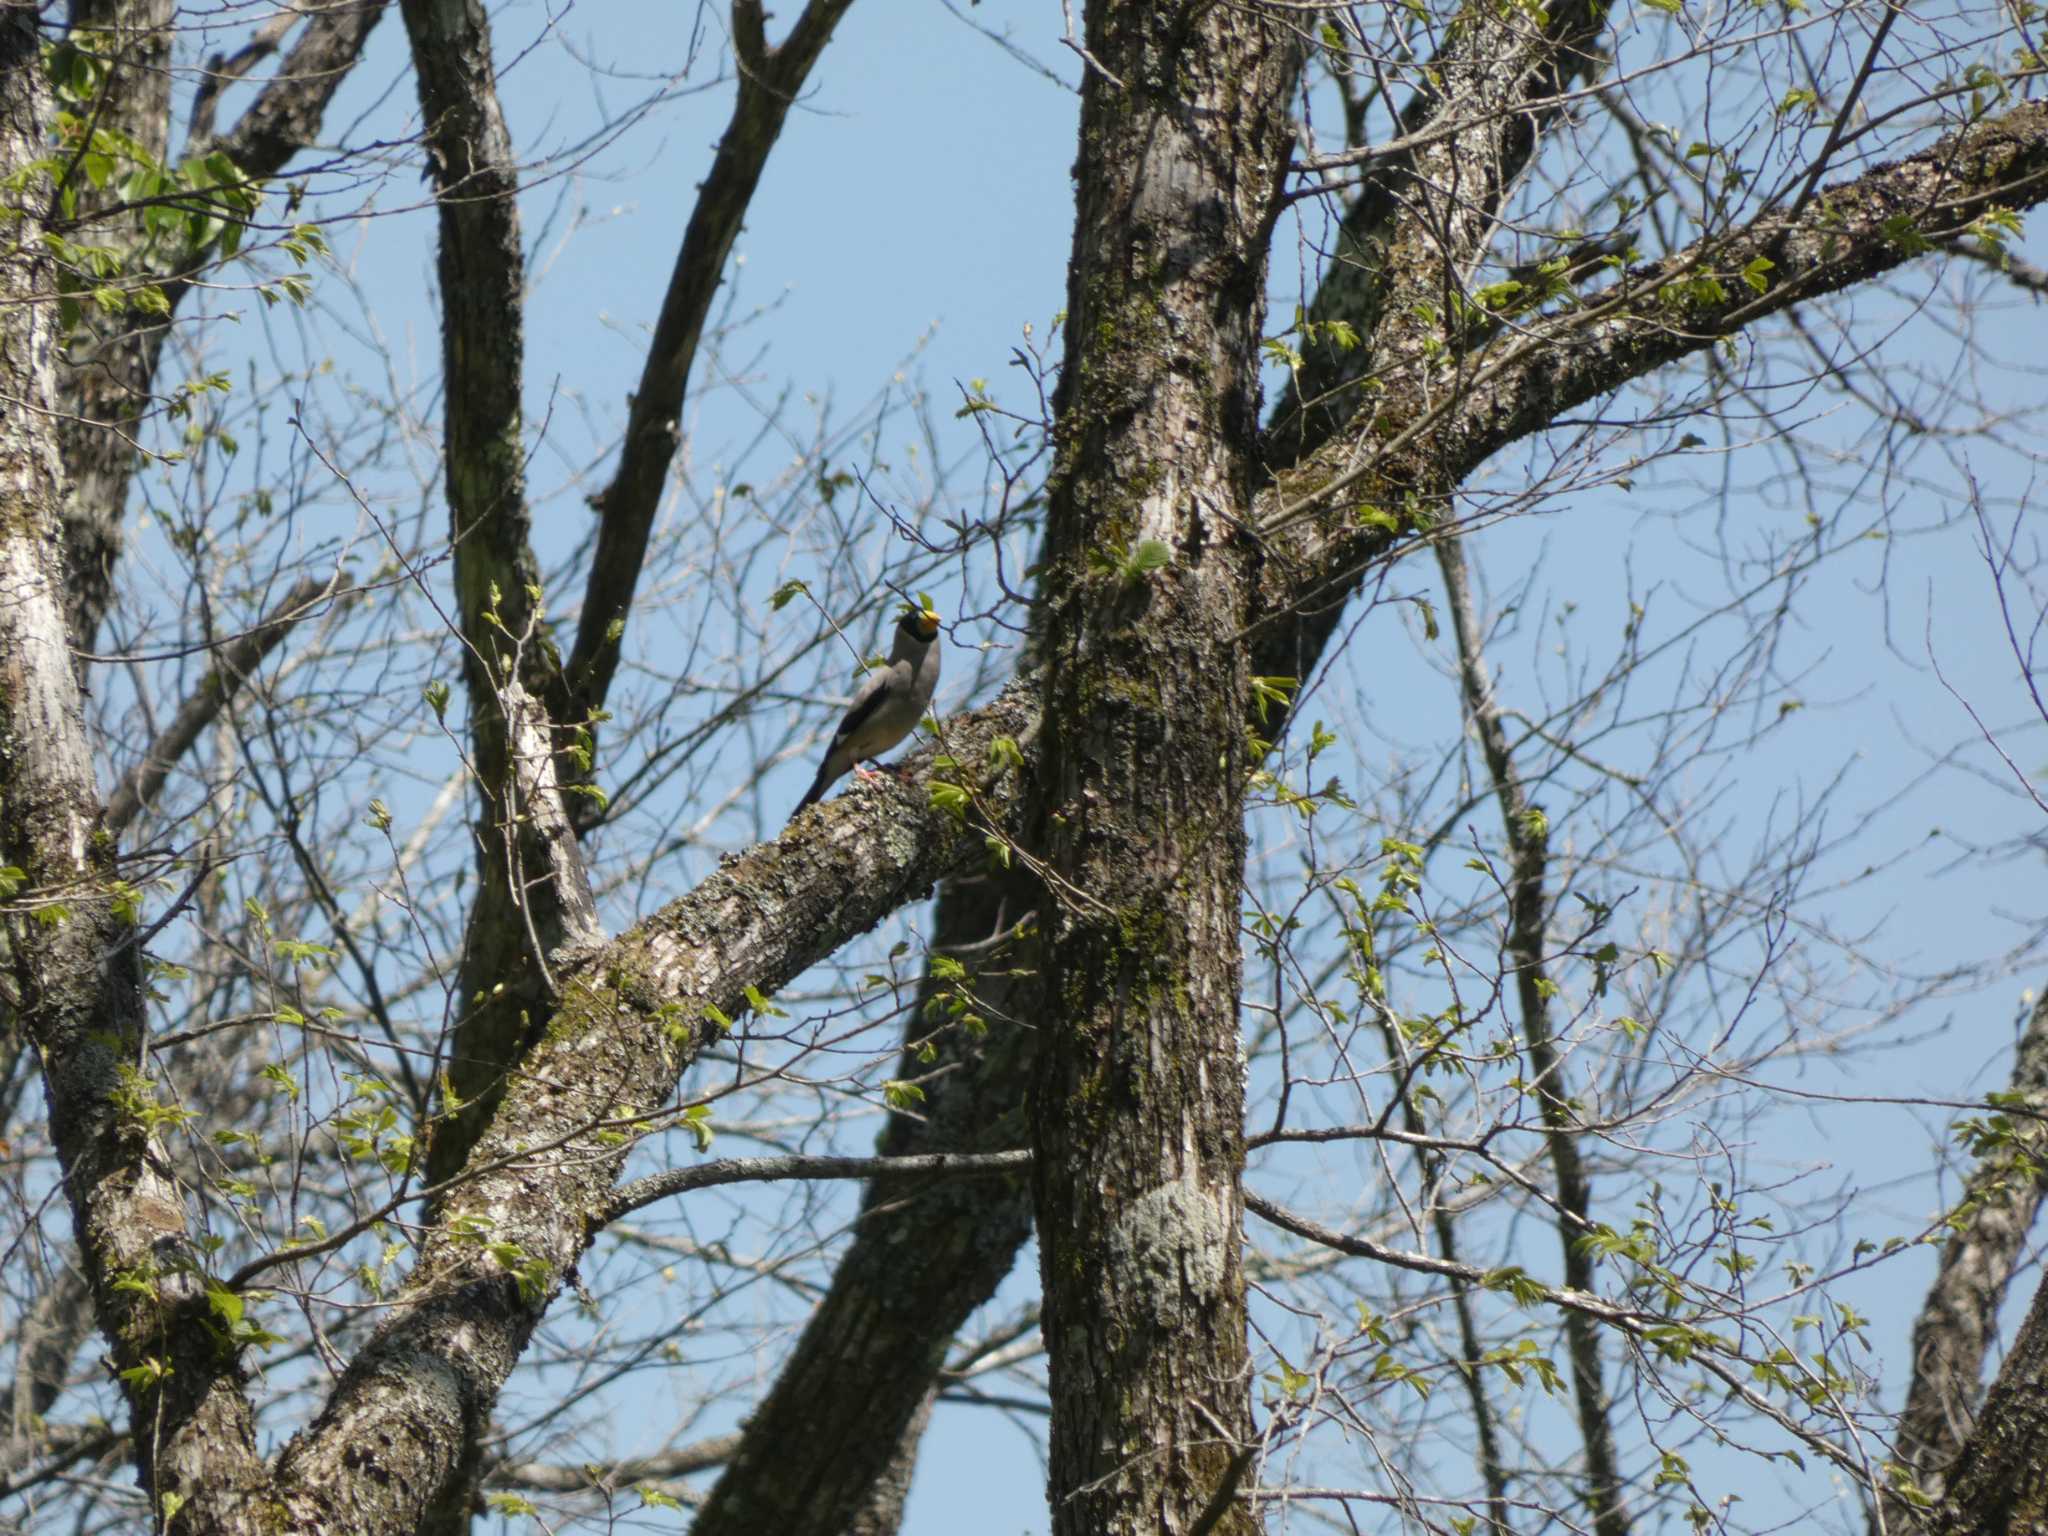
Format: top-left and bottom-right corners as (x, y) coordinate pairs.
(898, 599), (941, 643)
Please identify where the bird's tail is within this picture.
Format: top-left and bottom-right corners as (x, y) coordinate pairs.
(789, 765), (831, 822)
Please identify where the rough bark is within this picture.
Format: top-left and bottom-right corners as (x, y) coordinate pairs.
(1268, 0), (1610, 470)
(401, 0), (602, 1205)
(427, 0), (852, 1184)
(2, 15), (268, 1520)
(692, 0), (1622, 1522)
(1926, 1268), (2048, 1536)
(1026, 7), (1300, 1534)
(252, 698), (1032, 1534)
(1879, 993), (2048, 1533)
(1247, 98), (2048, 725)
(675, 85), (2048, 1536)
(11, 0), (2048, 1522)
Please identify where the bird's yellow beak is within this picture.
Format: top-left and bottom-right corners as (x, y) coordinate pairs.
(909, 605), (941, 641)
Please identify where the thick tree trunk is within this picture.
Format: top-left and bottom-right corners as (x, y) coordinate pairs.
(1027, 7), (1300, 1534)
(2, 16), (266, 1518)
(1927, 1268), (2048, 1536)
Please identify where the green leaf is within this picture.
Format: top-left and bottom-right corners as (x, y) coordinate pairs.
(882, 1079), (926, 1111)
(205, 1284), (244, 1326)
(770, 578), (809, 611)
(682, 1103), (714, 1153)
(1882, 213), (1933, 256)
(1124, 539), (1173, 578)
(1249, 675), (1300, 725)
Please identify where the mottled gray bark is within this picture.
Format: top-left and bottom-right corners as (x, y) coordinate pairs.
(1267, 0), (1610, 471)
(12, 0), (2048, 1526)
(1026, 7), (1301, 1534)
(1926, 1265), (2048, 1536)
(2, 15), (268, 1521)
(679, 79), (2048, 1536)
(401, 0), (602, 1214)
(1879, 993), (2048, 1533)
(426, 0), (853, 1191)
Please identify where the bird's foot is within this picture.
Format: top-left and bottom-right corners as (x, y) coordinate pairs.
(853, 762), (884, 782)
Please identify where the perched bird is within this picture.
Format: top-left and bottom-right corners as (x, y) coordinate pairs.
(790, 600), (942, 819)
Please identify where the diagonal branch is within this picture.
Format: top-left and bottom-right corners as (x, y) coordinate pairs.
(566, 0), (858, 725)
(209, 1), (394, 176)
(487, 1433), (743, 1497)
(687, 864), (1043, 1536)
(1258, 99), (2048, 674)
(1877, 990), (2048, 1533)
(261, 688), (1036, 1535)
(600, 1148), (1032, 1224)
(104, 575), (354, 836)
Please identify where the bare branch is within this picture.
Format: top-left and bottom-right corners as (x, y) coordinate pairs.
(104, 575), (354, 836)
(210, 1), (393, 176)
(600, 1148), (1031, 1225)
(487, 1433), (742, 1495)
(567, 0), (859, 724)
(1438, 532), (1628, 1536)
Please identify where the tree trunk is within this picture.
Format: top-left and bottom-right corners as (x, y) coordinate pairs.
(2, 16), (266, 1518)
(1927, 1267), (2048, 1536)
(1028, 7), (1300, 1533)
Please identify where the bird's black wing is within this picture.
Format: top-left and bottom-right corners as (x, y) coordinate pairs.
(829, 671), (892, 747)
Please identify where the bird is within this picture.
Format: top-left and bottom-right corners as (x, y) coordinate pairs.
(790, 599), (942, 820)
